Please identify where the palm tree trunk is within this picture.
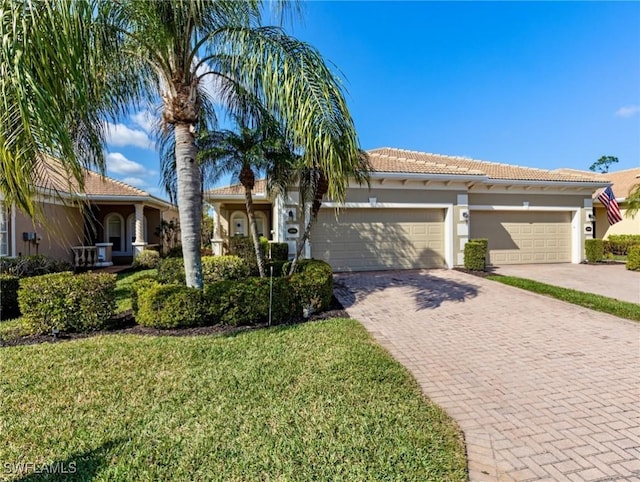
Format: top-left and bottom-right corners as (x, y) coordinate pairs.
(174, 122), (203, 288)
(244, 185), (266, 278)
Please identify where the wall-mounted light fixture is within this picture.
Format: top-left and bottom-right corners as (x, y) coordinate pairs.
(462, 211), (469, 219)
(288, 210), (294, 222)
(588, 213), (595, 221)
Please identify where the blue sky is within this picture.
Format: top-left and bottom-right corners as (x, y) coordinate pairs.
(105, 1), (640, 199)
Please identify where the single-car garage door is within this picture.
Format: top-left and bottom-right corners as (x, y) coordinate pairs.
(310, 208), (446, 272)
(470, 211), (571, 265)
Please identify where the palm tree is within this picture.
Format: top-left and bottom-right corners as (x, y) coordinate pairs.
(1, 0), (364, 289)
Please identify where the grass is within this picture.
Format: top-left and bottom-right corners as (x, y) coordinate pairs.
(487, 275), (640, 321)
(114, 268), (157, 312)
(0, 318), (467, 481)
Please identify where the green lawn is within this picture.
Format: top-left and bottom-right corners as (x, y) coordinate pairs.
(487, 275), (640, 321)
(114, 268), (157, 312)
(0, 318), (466, 481)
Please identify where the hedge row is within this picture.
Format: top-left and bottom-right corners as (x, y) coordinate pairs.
(157, 255), (250, 284)
(135, 259), (333, 329)
(0, 274), (20, 320)
(464, 239), (488, 271)
(585, 239), (604, 263)
(604, 235), (640, 256)
(627, 245), (640, 271)
(18, 272), (117, 333)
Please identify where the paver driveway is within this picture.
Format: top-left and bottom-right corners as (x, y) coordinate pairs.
(335, 269), (640, 482)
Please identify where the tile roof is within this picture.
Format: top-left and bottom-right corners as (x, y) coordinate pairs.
(368, 148), (604, 182)
(207, 179), (267, 196)
(555, 167), (640, 198)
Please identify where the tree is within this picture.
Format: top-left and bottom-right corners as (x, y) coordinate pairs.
(589, 156), (619, 174)
(1, 0), (364, 289)
(626, 183), (640, 219)
(183, 117), (298, 277)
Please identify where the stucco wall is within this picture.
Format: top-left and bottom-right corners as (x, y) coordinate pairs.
(595, 205), (640, 238)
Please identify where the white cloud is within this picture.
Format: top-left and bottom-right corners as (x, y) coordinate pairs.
(615, 105), (640, 118)
(195, 57), (225, 107)
(120, 177), (146, 188)
(131, 110), (157, 134)
(105, 122), (154, 149)
(106, 152), (150, 176)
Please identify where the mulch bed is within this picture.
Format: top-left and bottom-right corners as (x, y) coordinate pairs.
(0, 295), (349, 348)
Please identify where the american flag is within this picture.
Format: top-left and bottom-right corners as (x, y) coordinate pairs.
(597, 186), (623, 225)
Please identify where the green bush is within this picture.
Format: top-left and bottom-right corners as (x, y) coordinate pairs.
(157, 257), (186, 284)
(136, 284), (206, 328)
(0, 274), (20, 320)
(268, 242), (289, 261)
(164, 246), (183, 258)
(133, 250), (161, 269)
(0, 254), (72, 278)
(604, 235), (640, 256)
(229, 236), (268, 275)
(202, 255), (249, 283)
(130, 277), (161, 316)
(464, 240), (487, 271)
(204, 277), (294, 326)
(626, 245), (640, 271)
(266, 260), (288, 277)
(585, 239), (604, 263)
(288, 259), (334, 317)
(19, 272), (116, 333)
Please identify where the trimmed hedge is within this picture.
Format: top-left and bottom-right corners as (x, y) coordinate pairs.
(229, 236), (268, 275)
(18, 272), (116, 333)
(136, 284), (206, 329)
(202, 255), (250, 283)
(135, 259), (334, 328)
(0, 274), (20, 320)
(464, 239), (487, 271)
(269, 242), (289, 261)
(0, 254), (72, 278)
(133, 250), (161, 269)
(585, 239), (604, 263)
(157, 257), (186, 284)
(604, 235), (640, 256)
(130, 276), (161, 316)
(627, 245), (640, 271)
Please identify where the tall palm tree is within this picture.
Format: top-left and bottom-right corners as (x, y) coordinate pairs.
(1, 0), (364, 288)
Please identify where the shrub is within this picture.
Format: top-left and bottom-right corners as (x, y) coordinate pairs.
(133, 250), (161, 270)
(604, 235), (640, 256)
(464, 239), (487, 271)
(269, 242), (289, 261)
(0, 255), (72, 278)
(0, 274), (20, 320)
(204, 277), (294, 326)
(157, 257), (186, 284)
(585, 239), (604, 263)
(626, 245), (640, 271)
(164, 246), (183, 258)
(229, 236), (268, 275)
(266, 260), (288, 277)
(288, 259), (334, 317)
(201, 255), (249, 283)
(19, 272), (116, 333)
(130, 277), (161, 316)
(136, 284), (206, 328)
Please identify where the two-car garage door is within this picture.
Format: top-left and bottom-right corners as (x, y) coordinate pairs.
(310, 208), (446, 272)
(470, 211), (571, 265)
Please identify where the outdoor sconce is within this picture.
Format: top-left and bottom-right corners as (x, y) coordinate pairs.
(462, 211), (469, 220)
(588, 213), (595, 221)
(288, 210), (294, 222)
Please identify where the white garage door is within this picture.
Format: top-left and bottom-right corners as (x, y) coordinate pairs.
(470, 211), (571, 265)
(310, 208), (446, 272)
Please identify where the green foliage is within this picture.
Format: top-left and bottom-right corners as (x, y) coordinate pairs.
(603, 235), (640, 256)
(585, 239), (604, 263)
(130, 277), (161, 316)
(0, 254), (72, 278)
(229, 236), (264, 275)
(269, 242), (289, 261)
(589, 155), (618, 174)
(157, 257), (186, 284)
(266, 260), (288, 277)
(136, 284), (206, 329)
(288, 259), (334, 317)
(626, 245), (640, 271)
(205, 277), (294, 326)
(202, 255), (250, 283)
(18, 272), (116, 333)
(464, 239), (487, 271)
(164, 246), (183, 258)
(0, 274), (20, 320)
(132, 249), (161, 269)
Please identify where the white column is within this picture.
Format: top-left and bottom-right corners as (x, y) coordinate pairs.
(304, 202), (311, 259)
(211, 203), (223, 256)
(132, 203), (147, 258)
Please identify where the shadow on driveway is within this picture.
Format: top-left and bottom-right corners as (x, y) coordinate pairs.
(334, 269), (479, 311)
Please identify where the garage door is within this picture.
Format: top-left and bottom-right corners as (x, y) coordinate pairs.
(310, 208), (446, 272)
(470, 211), (571, 265)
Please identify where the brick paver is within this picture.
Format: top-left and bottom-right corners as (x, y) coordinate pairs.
(335, 269), (640, 482)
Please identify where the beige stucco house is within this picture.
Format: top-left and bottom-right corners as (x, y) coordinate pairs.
(0, 160), (177, 267)
(593, 169), (639, 238)
(206, 147), (610, 271)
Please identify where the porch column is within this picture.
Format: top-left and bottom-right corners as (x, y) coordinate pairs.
(211, 202), (224, 256)
(132, 203), (147, 258)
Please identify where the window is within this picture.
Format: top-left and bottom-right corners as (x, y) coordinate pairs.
(0, 203), (7, 257)
(230, 212), (247, 236)
(105, 213), (124, 253)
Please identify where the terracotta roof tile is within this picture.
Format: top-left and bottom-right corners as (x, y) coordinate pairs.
(207, 179), (267, 196)
(555, 167), (640, 198)
(369, 148), (604, 182)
